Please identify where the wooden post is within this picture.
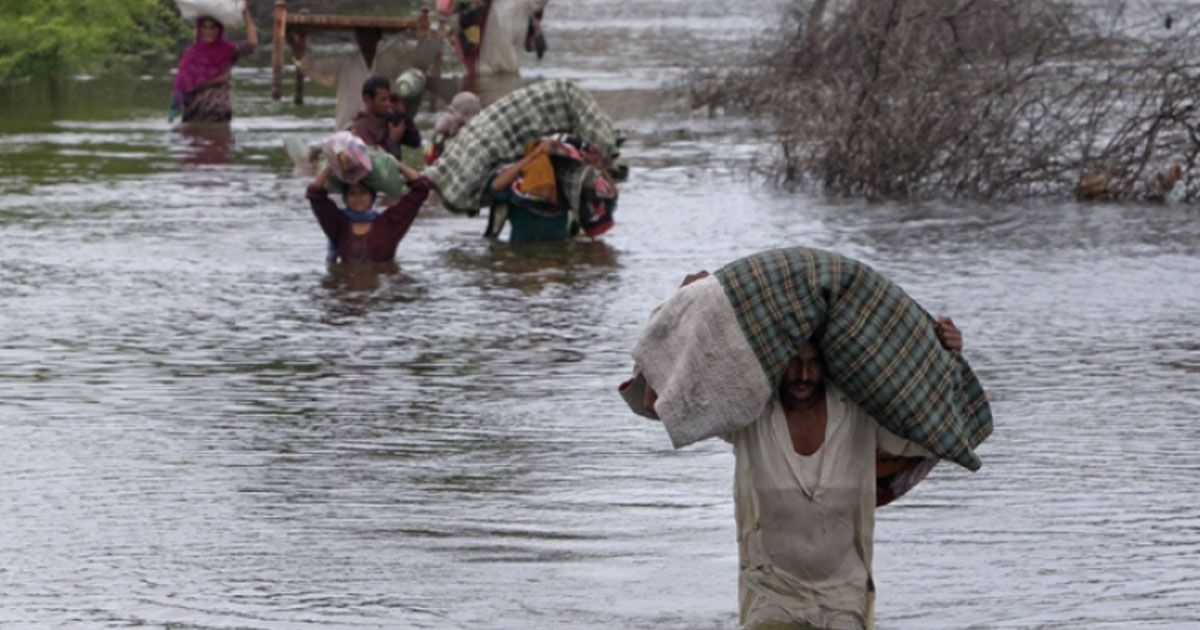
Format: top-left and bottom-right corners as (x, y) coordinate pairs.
(271, 0), (287, 101)
(293, 67), (305, 105)
(292, 29), (307, 105)
(417, 8), (430, 35)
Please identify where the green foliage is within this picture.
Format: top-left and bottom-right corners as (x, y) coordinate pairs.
(0, 0), (188, 83)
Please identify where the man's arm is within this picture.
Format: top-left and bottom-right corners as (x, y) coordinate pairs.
(934, 315), (962, 353)
(307, 166), (343, 244)
(394, 158), (422, 183)
(243, 6), (258, 48)
(230, 6), (258, 58)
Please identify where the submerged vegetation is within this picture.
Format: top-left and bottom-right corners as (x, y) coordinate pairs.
(694, 0), (1200, 201)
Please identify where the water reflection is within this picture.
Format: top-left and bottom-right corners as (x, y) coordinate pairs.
(315, 262), (426, 319)
(1, 0), (1198, 627)
(441, 238), (621, 293)
(177, 123), (233, 166)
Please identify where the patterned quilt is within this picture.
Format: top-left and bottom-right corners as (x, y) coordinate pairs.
(715, 247), (993, 470)
(423, 79), (618, 213)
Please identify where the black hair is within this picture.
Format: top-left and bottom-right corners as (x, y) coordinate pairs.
(342, 181), (378, 203)
(361, 76), (391, 100)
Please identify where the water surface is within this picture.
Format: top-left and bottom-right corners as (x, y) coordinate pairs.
(1, 1), (1198, 627)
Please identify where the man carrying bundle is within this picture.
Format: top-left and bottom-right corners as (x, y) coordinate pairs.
(619, 247), (993, 629)
(351, 76), (420, 158)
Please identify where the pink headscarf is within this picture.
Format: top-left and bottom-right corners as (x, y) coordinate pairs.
(172, 18), (237, 101)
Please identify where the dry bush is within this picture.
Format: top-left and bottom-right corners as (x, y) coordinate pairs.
(696, 0), (1200, 201)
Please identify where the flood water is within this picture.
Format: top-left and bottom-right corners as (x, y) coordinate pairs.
(2, 1), (1199, 628)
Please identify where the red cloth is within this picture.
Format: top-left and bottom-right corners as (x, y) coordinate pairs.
(172, 22), (238, 102)
(307, 178), (431, 263)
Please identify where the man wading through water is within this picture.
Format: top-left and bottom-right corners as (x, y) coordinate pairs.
(619, 247), (993, 629)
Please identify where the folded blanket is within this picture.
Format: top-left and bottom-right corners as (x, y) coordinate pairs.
(624, 247), (993, 471)
(423, 79), (618, 213)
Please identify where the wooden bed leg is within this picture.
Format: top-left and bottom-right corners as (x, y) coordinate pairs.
(271, 0), (287, 101)
(292, 31), (307, 105)
(294, 68), (305, 105)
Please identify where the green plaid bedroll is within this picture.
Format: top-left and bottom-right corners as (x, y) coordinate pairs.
(714, 247), (993, 470)
(422, 79), (618, 213)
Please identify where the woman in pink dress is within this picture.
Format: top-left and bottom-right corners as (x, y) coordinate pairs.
(170, 7), (258, 124)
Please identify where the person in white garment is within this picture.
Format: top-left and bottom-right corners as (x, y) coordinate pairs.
(478, 0), (549, 74)
(624, 271), (964, 630)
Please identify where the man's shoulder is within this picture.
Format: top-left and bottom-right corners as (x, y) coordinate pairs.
(350, 112), (381, 135)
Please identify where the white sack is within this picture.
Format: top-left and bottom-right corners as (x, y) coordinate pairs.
(175, 0), (245, 29)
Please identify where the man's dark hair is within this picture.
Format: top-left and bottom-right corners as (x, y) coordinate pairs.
(362, 76), (391, 100)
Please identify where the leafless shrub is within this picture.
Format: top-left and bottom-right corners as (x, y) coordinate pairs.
(694, 0), (1200, 201)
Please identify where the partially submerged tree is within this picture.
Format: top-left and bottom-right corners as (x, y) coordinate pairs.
(696, 0), (1200, 201)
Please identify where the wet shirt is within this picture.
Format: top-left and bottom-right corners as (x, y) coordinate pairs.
(350, 111), (422, 159)
(732, 384), (928, 629)
(307, 178), (430, 263)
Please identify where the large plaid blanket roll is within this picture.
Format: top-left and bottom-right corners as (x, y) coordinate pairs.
(715, 247), (993, 470)
(423, 79), (618, 213)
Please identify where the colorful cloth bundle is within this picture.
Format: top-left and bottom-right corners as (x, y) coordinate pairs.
(320, 132), (409, 197)
(484, 135), (618, 238)
(175, 0), (244, 27)
(513, 142), (559, 206)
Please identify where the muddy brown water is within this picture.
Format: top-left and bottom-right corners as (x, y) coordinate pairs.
(1, 1), (1198, 627)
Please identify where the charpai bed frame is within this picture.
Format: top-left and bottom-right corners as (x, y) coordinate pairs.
(270, 0), (445, 106)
